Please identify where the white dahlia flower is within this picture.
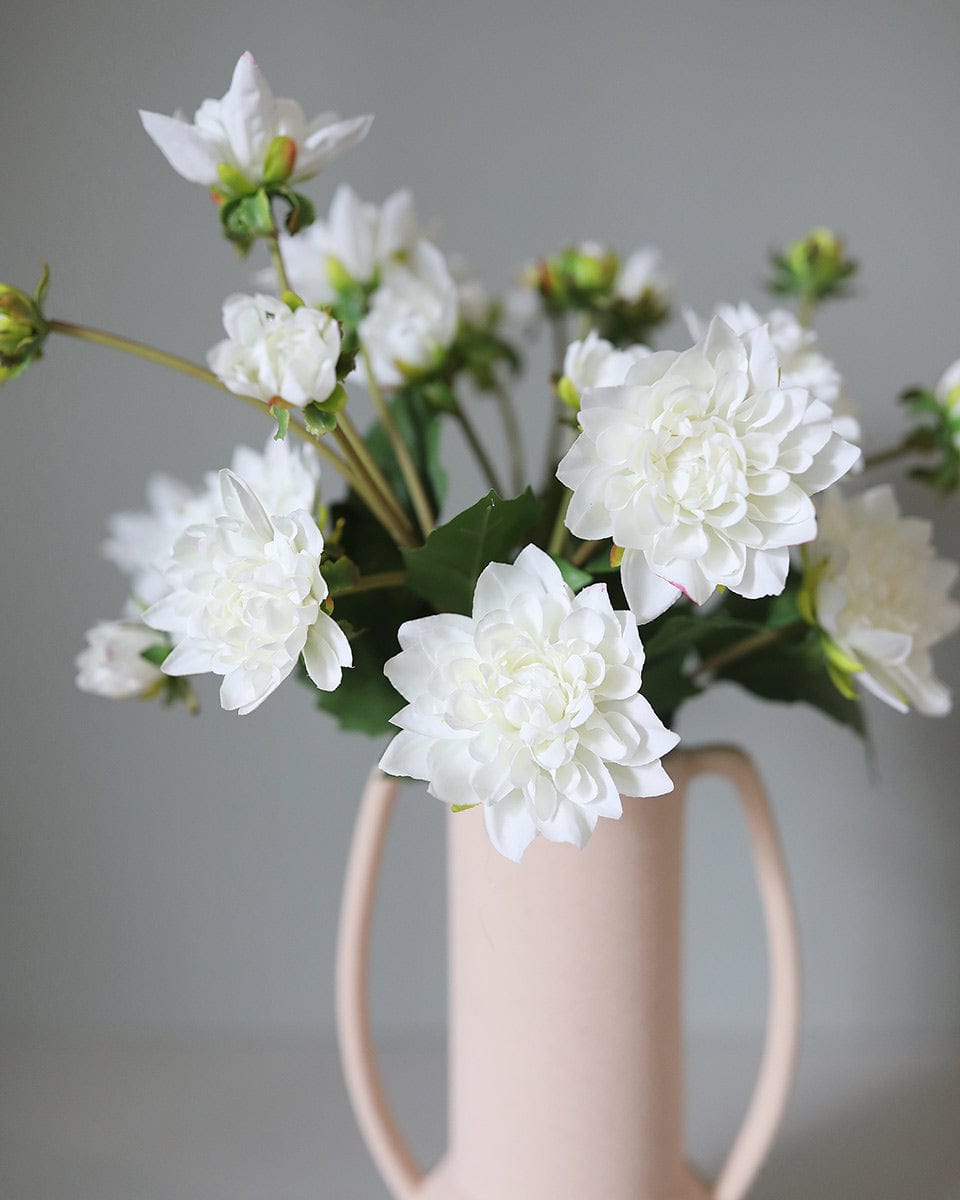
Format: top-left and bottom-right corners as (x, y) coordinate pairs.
(207, 293), (341, 409)
(808, 485), (960, 715)
(615, 246), (671, 307)
(379, 544), (679, 861)
(561, 330), (650, 399)
(359, 241), (459, 387)
(557, 316), (860, 623)
(701, 302), (862, 446)
(143, 471), (350, 714)
(934, 357), (960, 449)
(103, 438), (320, 606)
(75, 620), (166, 700)
(139, 52), (372, 191)
(271, 185), (422, 305)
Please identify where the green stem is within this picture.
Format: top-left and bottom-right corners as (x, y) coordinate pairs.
(862, 435), (925, 471)
(571, 538), (602, 568)
(331, 569), (406, 599)
(543, 314), (570, 486)
(361, 349), (435, 538)
(797, 292), (816, 329)
(47, 317), (411, 547)
(691, 620), (807, 683)
(333, 416), (417, 542)
(268, 233), (291, 294)
(493, 380), (525, 494)
(454, 402), (505, 494)
(547, 488), (572, 558)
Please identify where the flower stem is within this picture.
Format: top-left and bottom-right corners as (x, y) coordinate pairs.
(454, 401), (505, 494)
(361, 350), (435, 538)
(547, 488), (572, 558)
(797, 292), (816, 329)
(691, 619), (808, 683)
(571, 538), (602, 568)
(493, 380), (525, 494)
(47, 317), (412, 547)
(542, 314), (569, 486)
(332, 569), (407, 599)
(333, 415), (416, 540)
(268, 233), (292, 294)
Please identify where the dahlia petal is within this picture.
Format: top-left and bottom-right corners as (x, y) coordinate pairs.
(620, 550), (682, 623)
(483, 795), (539, 862)
(379, 730), (432, 781)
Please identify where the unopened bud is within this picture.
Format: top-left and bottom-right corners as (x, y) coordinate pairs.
(0, 264), (49, 383)
(263, 135), (297, 186)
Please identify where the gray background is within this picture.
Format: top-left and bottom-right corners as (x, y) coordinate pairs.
(2, 0), (959, 1048)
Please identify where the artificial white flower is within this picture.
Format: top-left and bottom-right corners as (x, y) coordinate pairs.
(359, 241), (459, 387)
(694, 302), (862, 446)
(144, 471), (350, 714)
(557, 316), (860, 623)
(103, 438), (321, 606)
(75, 620), (166, 700)
(379, 545), (679, 861)
(271, 185), (421, 305)
(808, 485), (960, 715)
(139, 52), (372, 190)
(934, 357), (960, 448)
(615, 247), (671, 307)
(562, 330), (650, 398)
(207, 293), (341, 408)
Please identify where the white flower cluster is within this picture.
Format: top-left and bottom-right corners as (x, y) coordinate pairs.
(140, 52), (372, 191)
(278, 185), (461, 388)
(207, 293), (341, 408)
(86, 438), (343, 714)
(144, 471), (350, 714)
(379, 546), (678, 861)
(558, 316), (860, 622)
(808, 485), (960, 715)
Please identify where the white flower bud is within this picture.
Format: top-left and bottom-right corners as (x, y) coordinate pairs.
(75, 621), (166, 699)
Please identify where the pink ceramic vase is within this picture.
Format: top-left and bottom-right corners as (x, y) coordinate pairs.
(337, 745), (801, 1200)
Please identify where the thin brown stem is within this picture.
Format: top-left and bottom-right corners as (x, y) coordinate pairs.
(691, 620), (807, 683)
(571, 538), (602, 568)
(331, 569), (407, 599)
(493, 380), (525, 494)
(333, 419), (415, 539)
(454, 403), (505, 494)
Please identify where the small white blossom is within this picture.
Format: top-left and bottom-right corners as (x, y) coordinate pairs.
(105, 439), (321, 607)
(934, 357), (960, 449)
(808, 485), (960, 715)
(696, 302), (862, 446)
(379, 545), (679, 861)
(615, 247), (671, 307)
(207, 293), (341, 408)
(76, 620), (166, 700)
(557, 316), (860, 623)
(271, 185), (422, 305)
(139, 52), (372, 190)
(562, 330), (650, 397)
(144, 471), (350, 714)
(359, 241), (459, 387)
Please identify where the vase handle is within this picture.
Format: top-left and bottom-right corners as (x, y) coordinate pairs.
(679, 745), (802, 1200)
(336, 768), (424, 1200)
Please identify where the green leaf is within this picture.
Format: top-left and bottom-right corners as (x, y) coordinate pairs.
(401, 489), (543, 615)
(320, 555), (360, 595)
(552, 556), (594, 591)
(718, 641), (866, 736)
(269, 403), (290, 441)
(220, 189), (275, 252)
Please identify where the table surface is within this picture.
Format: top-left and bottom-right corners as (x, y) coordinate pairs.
(2, 1031), (958, 1199)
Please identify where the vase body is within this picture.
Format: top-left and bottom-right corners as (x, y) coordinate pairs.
(337, 747), (800, 1200)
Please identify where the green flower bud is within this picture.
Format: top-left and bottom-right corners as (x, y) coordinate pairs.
(262, 135), (298, 186)
(557, 374), (581, 412)
(768, 227), (857, 304)
(325, 255), (355, 294)
(0, 264), (49, 383)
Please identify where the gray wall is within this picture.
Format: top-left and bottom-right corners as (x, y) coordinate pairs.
(2, 0), (959, 1038)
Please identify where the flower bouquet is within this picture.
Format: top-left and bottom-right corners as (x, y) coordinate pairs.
(7, 51), (960, 1200)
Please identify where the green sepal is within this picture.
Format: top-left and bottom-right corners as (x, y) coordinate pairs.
(314, 382), (349, 415)
(281, 290), (305, 311)
(140, 643), (170, 667)
(401, 489), (542, 616)
(303, 402), (338, 437)
(274, 187), (315, 236)
(269, 403), (290, 441)
(33, 261), (51, 308)
(451, 803), (479, 813)
(216, 161), (255, 196)
(262, 135), (297, 186)
(220, 188), (274, 254)
(557, 375), (580, 411)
